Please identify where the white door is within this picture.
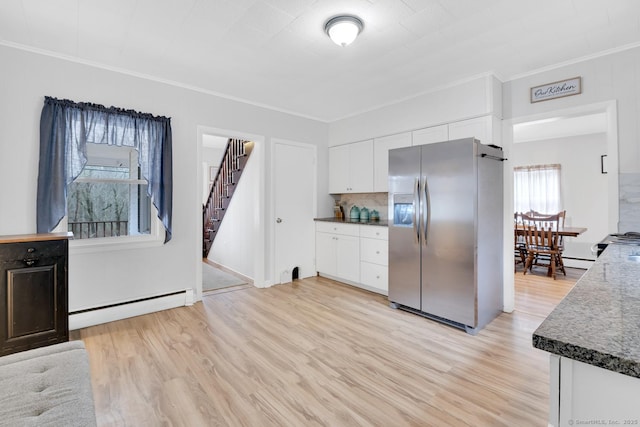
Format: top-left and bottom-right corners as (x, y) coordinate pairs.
(274, 141), (316, 284)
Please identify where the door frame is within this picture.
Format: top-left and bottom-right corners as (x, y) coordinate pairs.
(196, 126), (267, 301)
(270, 138), (317, 285)
(501, 100), (619, 312)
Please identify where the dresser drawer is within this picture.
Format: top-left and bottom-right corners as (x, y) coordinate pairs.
(359, 225), (388, 240)
(0, 240), (66, 262)
(315, 221), (360, 236)
(360, 262), (388, 293)
(360, 238), (388, 265)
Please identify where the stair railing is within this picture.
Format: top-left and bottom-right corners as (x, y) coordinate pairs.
(202, 138), (252, 257)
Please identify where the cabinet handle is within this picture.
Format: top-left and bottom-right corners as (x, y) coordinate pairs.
(23, 258), (39, 267)
(376, 251), (380, 254)
(376, 275), (380, 279)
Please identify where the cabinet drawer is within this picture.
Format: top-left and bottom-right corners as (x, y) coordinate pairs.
(359, 225), (388, 240)
(0, 240), (66, 262)
(360, 262), (388, 293)
(360, 238), (388, 265)
(315, 221), (360, 236)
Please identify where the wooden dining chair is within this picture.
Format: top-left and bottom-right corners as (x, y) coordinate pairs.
(514, 213), (526, 270)
(521, 211), (561, 230)
(557, 209), (567, 251)
(522, 225), (565, 279)
(522, 210), (567, 273)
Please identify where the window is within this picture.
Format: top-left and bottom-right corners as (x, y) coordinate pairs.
(37, 96), (172, 247)
(514, 164), (562, 214)
(67, 144), (151, 240)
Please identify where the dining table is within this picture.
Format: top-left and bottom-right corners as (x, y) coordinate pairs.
(515, 224), (588, 277)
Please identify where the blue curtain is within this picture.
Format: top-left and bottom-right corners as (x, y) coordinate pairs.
(37, 96), (173, 242)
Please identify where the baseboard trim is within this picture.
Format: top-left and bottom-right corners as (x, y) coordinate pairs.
(69, 290), (190, 330)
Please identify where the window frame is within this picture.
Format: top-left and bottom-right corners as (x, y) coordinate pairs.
(57, 144), (164, 254)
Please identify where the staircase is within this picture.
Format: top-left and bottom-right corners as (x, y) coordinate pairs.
(203, 139), (254, 257)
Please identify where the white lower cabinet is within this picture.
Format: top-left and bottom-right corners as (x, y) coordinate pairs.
(549, 355), (640, 426)
(360, 228), (389, 294)
(315, 222), (360, 283)
(315, 222), (388, 295)
(359, 262), (388, 294)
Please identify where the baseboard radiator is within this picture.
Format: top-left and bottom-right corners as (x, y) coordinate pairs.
(69, 288), (194, 330)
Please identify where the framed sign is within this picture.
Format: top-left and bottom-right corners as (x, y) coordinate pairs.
(530, 77), (581, 103)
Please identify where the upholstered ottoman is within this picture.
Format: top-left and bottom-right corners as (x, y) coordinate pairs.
(0, 341), (96, 426)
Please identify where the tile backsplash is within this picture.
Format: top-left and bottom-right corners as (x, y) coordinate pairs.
(620, 173), (640, 232)
(337, 193), (389, 219)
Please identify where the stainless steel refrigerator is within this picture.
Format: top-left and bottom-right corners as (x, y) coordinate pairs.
(388, 138), (504, 334)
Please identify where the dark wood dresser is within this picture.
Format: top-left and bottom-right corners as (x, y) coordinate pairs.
(0, 232), (72, 356)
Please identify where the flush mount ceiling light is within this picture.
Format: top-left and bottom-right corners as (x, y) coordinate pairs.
(324, 15), (364, 47)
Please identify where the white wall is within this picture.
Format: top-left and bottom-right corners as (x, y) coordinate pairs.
(0, 45), (329, 317)
(208, 142), (260, 278)
(202, 145), (224, 204)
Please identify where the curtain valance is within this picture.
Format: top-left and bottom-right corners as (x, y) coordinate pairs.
(37, 96), (173, 242)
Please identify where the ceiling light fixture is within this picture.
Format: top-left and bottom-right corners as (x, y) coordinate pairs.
(324, 15), (364, 47)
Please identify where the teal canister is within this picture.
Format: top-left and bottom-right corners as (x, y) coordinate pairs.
(360, 207), (369, 222)
(349, 205), (360, 220)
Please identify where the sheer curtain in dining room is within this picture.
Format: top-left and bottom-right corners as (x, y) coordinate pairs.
(513, 164), (562, 214)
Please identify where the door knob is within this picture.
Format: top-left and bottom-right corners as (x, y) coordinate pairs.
(276, 218), (282, 223)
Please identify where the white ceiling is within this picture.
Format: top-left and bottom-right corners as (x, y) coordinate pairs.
(2, 0), (640, 122)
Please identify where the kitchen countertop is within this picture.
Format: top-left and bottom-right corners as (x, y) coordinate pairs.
(314, 217), (388, 227)
(533, 243), (640, 378)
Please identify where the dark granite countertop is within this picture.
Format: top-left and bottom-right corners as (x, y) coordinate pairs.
(314, 217), (388, 227)
(533, 244), (640, 378)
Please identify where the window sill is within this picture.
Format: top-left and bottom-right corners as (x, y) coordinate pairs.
(69, 234), (164, 255)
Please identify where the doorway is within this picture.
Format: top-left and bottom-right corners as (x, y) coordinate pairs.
(196, 126), (266, 300)
(512, 112), (608, 266)
(503, 101), (619, 311)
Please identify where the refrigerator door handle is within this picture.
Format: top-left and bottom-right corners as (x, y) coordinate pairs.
(413, 177), (420, 243)
(423, 176), (430, 246)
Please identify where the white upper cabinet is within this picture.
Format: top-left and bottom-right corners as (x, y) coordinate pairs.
(329, 115), (501, 194)
(329, 139), (374, 194)
(448, 115), (497, 145)
(329, 144), (349, 193)
(412, 124), (448, 146)
(373, 132), (412, 192)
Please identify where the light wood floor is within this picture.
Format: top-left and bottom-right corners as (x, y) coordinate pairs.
(75, 267), (584, 426)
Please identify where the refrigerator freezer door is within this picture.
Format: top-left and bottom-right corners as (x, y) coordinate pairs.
(420, 140), (476, 326)
(388, 146), (422, 310)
